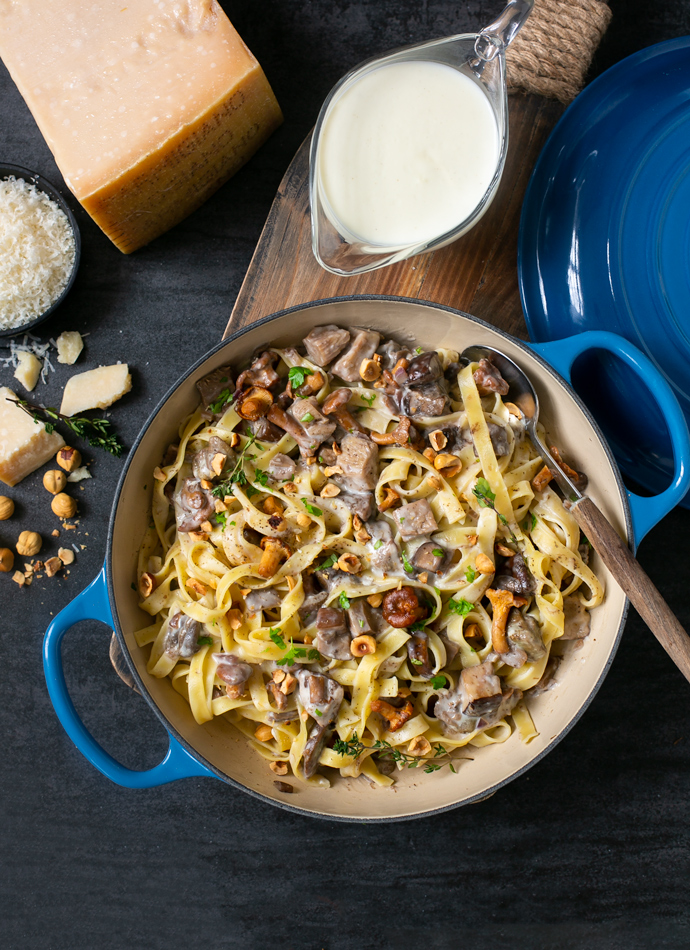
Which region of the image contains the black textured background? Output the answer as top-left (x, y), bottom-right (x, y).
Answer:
top-left (2, 3), bottom-right (690, 948)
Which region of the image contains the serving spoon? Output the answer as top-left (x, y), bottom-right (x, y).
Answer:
top-left (462, 344), bottom-right (690, 682)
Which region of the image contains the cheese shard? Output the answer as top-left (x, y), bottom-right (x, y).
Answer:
top-left (0, 1), bottom-right (283, 254)
top-left (60, 365), bottom-right (132, 418)
top-left (56, 332), bottom-right (84, 366)
top-left (14, 352), bottom-right (42, 392)
top-left (0, 387), bottom-right (65, 487)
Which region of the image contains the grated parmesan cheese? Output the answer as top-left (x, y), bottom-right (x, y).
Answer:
top-left (0, 176), bottom-right (76, 331)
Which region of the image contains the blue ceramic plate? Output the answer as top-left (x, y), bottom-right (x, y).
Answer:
top-left (518, 37), bottom-right (690, 506)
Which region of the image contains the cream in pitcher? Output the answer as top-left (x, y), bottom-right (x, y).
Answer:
top-left (317, 60), bottom-right (500, 247)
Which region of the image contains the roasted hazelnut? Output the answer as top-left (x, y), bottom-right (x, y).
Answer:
top-left (382, 586), bottom-right (426, 628)
top-left (43, 470), bottom-right (67, 495)
top-left (350, 634), bottom-right (377, 657)
top-left (56, 446), bottom-right (82, 472)
top-left (337, 553), bottom-right (361, 574)
top-left (434, 453), bottom-right (463, 477)
top-left (51, 493), bottom-right (77, 519)
top-left (269, 761), bottom-right (289, 775)
top-left (254, 724), bottom-right (274, 742)
top-left (408, 736), bottom-right (432, 757)
top-left (16, 531), bottom-right (42, 557)
top-left (367, 592), bottom-right (383, 608)
top-left (0, 548), bottom-right (14, 572)
top-left (475, 552), bottom-right (495, 574)
top-left (138, 572), bottom-right (156, 597)
top-left (0, 496), bottom-right (14, 520)
top-left (429, 430), bottom-right (447, 452)
top-left (58, 547), bottom-right (75, 566)
top-left (359, 358), bottom-right (382, 382)
top-left (45, 556), bottom-right (63, 577)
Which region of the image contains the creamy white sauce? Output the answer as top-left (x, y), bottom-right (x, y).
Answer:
top-left (318, 60), bottom-right (500, 247)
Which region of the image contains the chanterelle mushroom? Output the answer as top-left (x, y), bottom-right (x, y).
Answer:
top-left (322, 388), bottom-right (367, 435)
top-left (257, 537), bottom-right (291, 578)
top-left (485, 588), bottom-right (524, 654)
top-left (296, 670), bottom-right (344, 778)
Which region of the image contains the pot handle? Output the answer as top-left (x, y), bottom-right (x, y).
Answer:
top-left (43, 567), bottom-right (215, 788)
top-left (529, 330), bottom-right (690, 546)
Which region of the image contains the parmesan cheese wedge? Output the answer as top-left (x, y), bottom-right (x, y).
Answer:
top-left (0, 0), bottom-right (282, 253)
top-left (0, 386), bottom-right (65, 486)
top-left (60, 364), bottom-right (132, 417)
top-left (13, 352), bottom-right (42, 392)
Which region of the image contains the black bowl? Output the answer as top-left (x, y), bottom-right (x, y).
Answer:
top-left (0, 163), bottom-right (81, 338)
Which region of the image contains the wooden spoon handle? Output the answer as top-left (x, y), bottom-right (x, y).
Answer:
top-left (572, 495), bottom-right (690, 682)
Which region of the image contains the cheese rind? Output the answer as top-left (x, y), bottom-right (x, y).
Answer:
top-left (0, 387), bottom-right (65, 487)
top-left (0, 1), bottom-right (282, 253)
top-left (60, 365), bottom-right (132, 417)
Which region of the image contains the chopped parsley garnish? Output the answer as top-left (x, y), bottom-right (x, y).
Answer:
top-left (465, 565), bottom-right (477, 584)
top-left (317, 553), bottom-right (338, 570)
top-left (302, 498), bottom-right (323, 517)
top-left (197, 636), bottom-right (214, 646)
top-left (212, 434), bottom-right (257, 498)
top-left (245, 484), bottom-right (260, 498)
top-left (408, 620), bottom-right (427, 633)
top-left (208, 388), bottom-right (234, 414)
top-left (360, 392), bottom-right (376, 407)
top-left (430, 674), bottom-right (448, 689)
top-left (301, 412), bottom-right (314, 423)
top-left (339, 591), bottom-right (351, 609)
top-left (315, 709), bottom-right (323, 717)
top-left (374, 539), bottom-right (383, 550)
top-left (401, 549), bottom-right (414, 574)
top-left (230, 521), bottom-right (236, 527)
top-left (275, 637), bottom-right (321, 666)
top-left (215, 511), bottom-right (227, 528)
top-left (318, 456), bottom-right (325, 464)
top-left (432, 548), bottom-right (443, 557)
top-left (288, 366), bottom-right (314, 389)
top-left (410, 657), bottom-right (423, 666)
top-left (448, 597), bottom-right (474, 617)
top-left (415, 346), bottom-right (424, 355)
top-left (268, 628), bottom-right (286, 649)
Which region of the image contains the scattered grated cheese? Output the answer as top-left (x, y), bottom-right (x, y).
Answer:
top-left (1, 334), bottom-right (55, 386)
top-left (0, 176), bottom-right (76, 331)
top-left (67, 466), bottom-right (92, 482)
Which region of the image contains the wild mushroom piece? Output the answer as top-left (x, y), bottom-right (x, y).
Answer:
top-left (296, 670), bottom-right (345, 778)
top-left (212, 653), bottom-right (253, 687)
top-left (235, 351), bottom-right (280, 392)
top-left (561, 594), bottom-right (591, 640)
top-left (532, 465), bottom-right (553, 492)
top-left (244, 588), bottom-right (282, 615)
top-left (371, 697), bottom-right (415, 732)
top-left (505, 607), bottom-right (546, 662)
top-left (406, 351), bottom-right (444, 386)
top-left (346, 599), bottom-right (380, 638)
top-left (370, 415), bottom-right (422, 449)
top-left (315, 607), bottom-right (352, 660)
top-left (257, 538), bottom-right (291, 579)
top-left (485, 588), bottom-right (523, 654)
top-left (550, 445), bottom-right (588, 492)
top-left (322, 388), bottom-right (367, 436)
top-left (287, 397), bottom-right (337, 455)
top-left (473, 358), bottom-right (510, 396)
top-left (266, 453), bottom-right (296, 481)
top-left (403, 382), bottom-right (451, 418)
top-left (163, 612), bottom-right (202, 659)
top-left (412, 541), bottom-right (446, 574)
top-left (382, 586), bottom-right (426, 628)
top-left (196, 363), bottom-right (235, 416)
top-left (303, 325), bottom-right (351, 366)
top-left (174, 478), bottom-right (215, 533)
top-left (298, 572), bottom-right (328, 623)
top-left (494, 553), bottom-right (537, 596)
top-left (235, 386), bottom-right (273, 421)
top-left (393, 498), bottom-right (438, 540)
top-left (459, 661), bottom-right (504, 717)
top-left (192, 436), bottom-right (234, 481)
top-left (331, 329), bottom-right (382, 382)
top-left (377, 339), bottom-right (412, 370)
top-left (266, 404), bottom-right (319, 458)
top-left (407, 631), bottom-right (433, 679)
top-left (335, 433), bottom-right (379, 493)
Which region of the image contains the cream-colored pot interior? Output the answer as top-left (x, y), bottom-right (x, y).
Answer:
top-left (109, 298), bottom-right (629, 821)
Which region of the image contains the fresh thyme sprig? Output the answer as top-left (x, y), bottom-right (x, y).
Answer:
top-left (8, 396), bottom-right (124, 457)
top-left (332, 733), bottom-right (458, 774)
top-left (212, 433), bottom-right (257, 498)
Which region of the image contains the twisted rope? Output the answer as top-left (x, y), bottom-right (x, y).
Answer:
top-left (506, 0), bottom-right (612, 103)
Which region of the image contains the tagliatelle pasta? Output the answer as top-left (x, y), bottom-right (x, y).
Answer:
top-left (135, 326), bottom-right (604, 789)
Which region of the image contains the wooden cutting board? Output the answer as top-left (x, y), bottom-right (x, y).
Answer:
top-left (223, 93), bottom-right (565, 342)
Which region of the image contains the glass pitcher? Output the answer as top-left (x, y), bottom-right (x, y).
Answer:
top-left (309, 0), bottom-right (533, 276)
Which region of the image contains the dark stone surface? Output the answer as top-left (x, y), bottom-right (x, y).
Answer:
top-left (2, 2), bottom-right (690, 948)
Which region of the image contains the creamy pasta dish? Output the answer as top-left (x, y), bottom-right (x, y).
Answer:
top-left (135, 325), bottom-right (604, 789)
